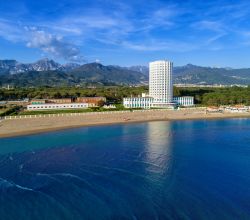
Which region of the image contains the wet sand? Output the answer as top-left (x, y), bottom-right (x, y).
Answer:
top-left (0, 109), bottom-right (249, 138)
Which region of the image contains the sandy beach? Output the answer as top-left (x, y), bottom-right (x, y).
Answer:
top-left (0, 109), bottom-right (250, 138)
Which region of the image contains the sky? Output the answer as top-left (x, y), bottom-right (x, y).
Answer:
top-left (1, 0), bottom-right (250, 67)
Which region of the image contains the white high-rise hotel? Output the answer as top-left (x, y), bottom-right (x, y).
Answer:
top-left (123, 60), bottom-right (194, 108)
top-left (149, 60), bottom-right (173, 106)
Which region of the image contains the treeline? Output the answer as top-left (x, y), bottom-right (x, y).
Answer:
top-left (201, 87), bottom-right (250, 106)
top-left (0, 86), bottom-right (148, 104)
top-left (0, 86), bottom-right (250, 106)
top-left (174, 86), bottom-right (250, 105)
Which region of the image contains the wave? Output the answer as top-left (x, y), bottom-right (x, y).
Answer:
top-left (0, 177), bottom-right (34, 191)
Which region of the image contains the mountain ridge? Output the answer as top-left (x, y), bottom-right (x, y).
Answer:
top-left (0, 58), bottom-right (80, 75)
top-left (1, 59), bottom-right (250, 86)
top-left (0, 62), bottom-right (147, 87)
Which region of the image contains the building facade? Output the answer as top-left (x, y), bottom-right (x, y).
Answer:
top-left (47, 98), bottom-right (72, 104)
top-left (30, 99), bottom-right (72, 105)
top-left (123, 97), bottom-right (154, 109)
top-left (173, 96), bottom-right (194, 107)
top-left (27, 103), bottom-right (88, 111)
top-left (123, 60), bottom-right (194, 109)
top-left (76, 97), bottom-right (106, 107)
top-left (30, 99), bottom-right (47, 105)
top-left (149, 60), bottom-right (173, 104)
top-left (123, 96), bottom-right (194, 108)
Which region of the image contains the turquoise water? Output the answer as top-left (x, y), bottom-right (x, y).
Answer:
top-left (0, 119), bottom-right (250, 219)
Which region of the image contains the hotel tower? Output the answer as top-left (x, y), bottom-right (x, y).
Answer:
top-left (149, 60), bottom-right (173, 106)
top-left (123, 60), bottom-right (194, 108)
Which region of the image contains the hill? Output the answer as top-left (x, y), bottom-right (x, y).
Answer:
top-left (1, 59), bottom-right (250, 86)
top-left (0, 58), bottom-right (80, 75)
top-left (70, 63), bottom-right (146, 85)
top-left (128, 64), bottom-right (250, 85)
top-left (0, 62), bottom-right (147, 87)
top-left (173, 64), bottom-right (250, 85)
top-left (0, 71), bottom-right (78, 87)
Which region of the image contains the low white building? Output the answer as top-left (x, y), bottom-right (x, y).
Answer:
top-left (173, 96), bottom-right (194, 107)
top-left (27, 103), bottom-right (89, 111)
top-left (123, 97), bottom-right (154, 109)
top-left (123, 96), bottom-right (194, 109)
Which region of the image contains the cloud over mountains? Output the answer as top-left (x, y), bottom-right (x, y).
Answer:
top-left (26, 27), bottom-right (84, 62)
top-left (0, 20), bottom-right (84, 62)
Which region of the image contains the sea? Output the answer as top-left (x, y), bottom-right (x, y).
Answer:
top-left (0, 119), bottom-right (250, 220)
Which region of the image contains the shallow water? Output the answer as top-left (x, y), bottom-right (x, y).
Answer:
top-left (0, 119), bottom-right (250, 219)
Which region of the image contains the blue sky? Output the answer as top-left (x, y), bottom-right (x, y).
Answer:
top-left (1, 0), bottom-right (250, 67)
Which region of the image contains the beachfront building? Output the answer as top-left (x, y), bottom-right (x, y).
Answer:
top-left (149, 60), bottom-right (173, 106)
top-left (30, 97), bottom-right (106, 107)
top-left (27, 103), bottom-right (89, 111)
top-left (123, 97), bottom-right (154, 109)
top-left (123, 60), bottom-right (194, 109)
top-left (173, 96), bottom-right (194, 107)
top-left (30, 98), bottom-right (72, 105)
top-left (76, 97), bottom-right (106, 107)
top-left (47, 98), bottom-right (73, 104)
top-left (30, 99), bottom-right (47, 105)
top-left (28, 97), bottom-right (106, 110)
top-left (123, 96), bottom-right (194, 108)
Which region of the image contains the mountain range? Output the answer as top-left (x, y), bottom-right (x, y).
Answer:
top-left (0, 58), bottom-right (80, 75)
top-left (0, 59), bottom-right (250, 86)
top-left (0, 59), bottom-right (147, 86)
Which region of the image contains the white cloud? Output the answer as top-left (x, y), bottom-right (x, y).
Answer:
top-left (0, 3), bottom-right (189, 56)
top-left (0, 19), bottom-right (25, 42)
top-left (0, 20), bottom-right (84, 62)
top-left (25, 27), bottom-right (84, 62)
top-left (191, 20), bottom-right (224, 32)
top-left (205, 33), bottom-right (226, 44)
top-left (2, 0), bottom-right (249, 59)
top-left (122, 40), bottom-right (198, 52)
top-left (237, 31), bottom-right (250, 46)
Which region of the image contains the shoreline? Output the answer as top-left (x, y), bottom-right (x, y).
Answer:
top-left (0, 110), bottom-right (250, 138)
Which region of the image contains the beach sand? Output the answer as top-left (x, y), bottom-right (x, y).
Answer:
top-left (0, 109), bottom-right (249, 138)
